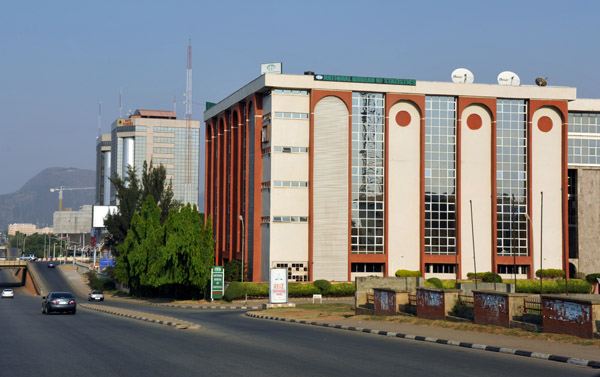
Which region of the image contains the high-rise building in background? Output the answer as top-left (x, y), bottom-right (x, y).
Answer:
top-left (95, 133), bottom-right (111, 205)
top-left (107, 109), bottom-right (200, 206)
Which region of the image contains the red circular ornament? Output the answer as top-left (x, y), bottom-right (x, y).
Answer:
top-left (538, 116), bottom-right (553, 132)
top-left (395, 111), bottom-right (411, 127)
top-left (467, 113), bottom-right (482, 130)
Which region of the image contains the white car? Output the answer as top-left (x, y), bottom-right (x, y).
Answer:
top-left (1, 289), bottom-right (14, 298)
top-left (88, 291), bottom-right (104, 301)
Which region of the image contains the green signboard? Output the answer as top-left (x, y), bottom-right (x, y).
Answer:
top-left (211, 266), bottom-right (224, 300)
top-left (314, 74), bottom-right (416, 86)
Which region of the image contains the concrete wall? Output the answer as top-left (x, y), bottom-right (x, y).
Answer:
top-left (355, 276), bottom-right (423, 307)
top-left (456, 282), bottom-right (515, 295)
top-left (575, 168), bottom-right (600, 274)
top-left (541, 294), bottom-right (600, 339)
top-left (473, 291), bottom-right (529, 328)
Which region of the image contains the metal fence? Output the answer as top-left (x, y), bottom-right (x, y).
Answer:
top-left (408, 294), bottom-right (417, 306)
top-left (458, 294), bottom-right (474, 307)
top-left (524, 297), bottom-right (541, 315)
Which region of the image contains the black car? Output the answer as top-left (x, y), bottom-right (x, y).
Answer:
top-left (47, 262), bottom-right (55, 268)
top-left (42, 292), bottom-right (76, 314)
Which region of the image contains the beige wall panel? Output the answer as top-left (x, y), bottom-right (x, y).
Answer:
top-left (271, 94), bottom-right (310, 113)
top-left (271, 154), bottom-right (309, 181)
top-left (271, 120), bottom-right (309, 147)
top-left (460, 105), bottom-right (493, 277)
top-left (313, 96), bottom-right (349, 281)
top-left (387, 101), bottom-right (421, 273)
top-left (270, 223), bottom-right (309, 262)
top-left (271, 188), bottom-right (308, 216)
top-left (531, 107), bottom-right (563, 271)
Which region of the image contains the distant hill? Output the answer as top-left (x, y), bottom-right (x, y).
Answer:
top-left (0, 167), bottom-right (95, 231)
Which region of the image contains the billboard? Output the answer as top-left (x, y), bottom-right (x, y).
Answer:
top-left (92, 205), bottom-right (118, 228)
top-left (269, 268), bottom-right (288, 304)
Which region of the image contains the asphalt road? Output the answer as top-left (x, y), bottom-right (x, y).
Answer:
top-left (0, 265), bottom-right (597, 377)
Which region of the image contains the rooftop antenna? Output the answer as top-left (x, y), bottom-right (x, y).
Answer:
top-left (119, 88), bottom-right (123, 118)
top-left (535, 77), bottom-right (548, 87)
top-left (97, 102), bottom-right (102, 140)
top-left (451, 68), bottom-right (475, 84)
top-left (184, 39), bottom-right (193, 204)
top-left (173, 95), bottom-right (177, 115)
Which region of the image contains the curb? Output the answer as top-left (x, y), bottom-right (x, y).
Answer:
top-left (245, 312), bottom-right (600, 369)
top-left (106, 297), bottom-right (261, 310)
top-left (80, 304), bottom-right (202, 330)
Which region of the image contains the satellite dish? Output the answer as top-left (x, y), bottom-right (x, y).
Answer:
top-left (497, 71), bottom-right (520, 86)
top-left (451, 68), bottom-right (475, 84)
top-left (535, 77), bottom-right (548, 87)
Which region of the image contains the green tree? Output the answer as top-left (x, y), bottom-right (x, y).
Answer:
top-left (105, 161), bottom-right (177, 255)
top-left (115, 196), bottom-right (163, 295)
top-left (154, 205), bottom-right (214, 298)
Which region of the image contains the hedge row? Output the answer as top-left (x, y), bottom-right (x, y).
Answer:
top-left (534, 269), bottom-right (566, 279)
top-left (585, 273), bottom-right (600, 284)
top-left (223, 281), bottom-right (356, 301)
top-left (516, 279), bottom-right (591, 294)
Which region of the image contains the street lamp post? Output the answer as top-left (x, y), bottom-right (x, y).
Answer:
top-left (524, 213), bottom-right (536, 293)
top-left (239, 215), bottom-right (244, 283)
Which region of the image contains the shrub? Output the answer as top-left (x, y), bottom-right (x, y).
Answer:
top-left (573, 272), bottom-right (586, 280)
top-left (313, 279), bottom-right (332, 294)
top-left (426, 277), bottom-right (443, 289)
top-left (481, 272), bottom-right (502, 283)
top-left (289, 283), bottom-right (319, 297)
top-left (328, 283), bottom-right (356, 297)
top-left (441, 280), bottom-right (457, 289)
top-left (395, 270), bottom-right (422, 277)
top-left (466, 272), bottom-right (487, 280)
top-left (85, 271), bottom-right (116, 291)
top-left (535, 269), bottom-right (566, 279)
top-left (585, 273), bottom-right (600, 284)
top-left (516, 279), bottom-right (592, 294)
top-left (223, 281), bottom-right (244, 301)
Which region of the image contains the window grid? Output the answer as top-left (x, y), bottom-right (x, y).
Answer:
top-left (273, 146), bottom-right (308, 153)
top-left (496, 99), bottom-right (528, 257)
top-left (351, 92), bottom-right (385, 254)
top-left (272, 216), bottom-right (308, 223)
top-left (568, 113), bottom-right (600, 134)
top-left (425, 96), bottom-right (456, 255)
top-left (273, 181), bottom-right (308, 187)
top-left (274, 112), bottom-right (309, 119)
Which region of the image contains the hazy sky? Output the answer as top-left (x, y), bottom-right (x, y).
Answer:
top-left (1, 0), bottom-right (599, 195)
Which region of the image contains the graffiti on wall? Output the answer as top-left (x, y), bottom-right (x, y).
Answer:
top-left (480, 293), bottom-right (507, 313)
top-left (544, 299), bottom-right (590, 324)
top-left (418, 290), bottom-right (443, 307)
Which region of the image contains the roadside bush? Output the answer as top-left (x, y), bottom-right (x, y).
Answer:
top-left (466, 272), bottom-right (486, 280)
top-left (535, 269), bottom-right (566, 279)
top-left (288, 283), bottom-right (319, 297)
top-left (426, 277), bottom-right (443, 289)
top-left (573, 272), bottom-right (586, 280)
top-left (223, 281), bottom-right (244, 301)
top-left (313, 279), bottom-right (332, 294)
top-left (585, 273), bottom-right (600, 284)
top-left (395, 270), bottom-right (422, 277)
top-left (516, 279), bottom-right (592, 294)
top-left (328, 283), bottom-right (356, 297)
top-left (481, 272), bottom-right (502, 283)
top-left (441, 280), bottom-right (457, 289)
top-left (85, 271), bottom-right (116, 291)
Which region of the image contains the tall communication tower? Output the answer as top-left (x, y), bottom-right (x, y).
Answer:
top-left (184, 39), bottom-right (193, 204)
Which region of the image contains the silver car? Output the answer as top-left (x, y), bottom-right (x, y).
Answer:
top-left (42, 292), bottom-right (76, 314)
top-left (88, 291), bottom-right (104, 301)
top-left (1, 289), bottom-right (14, 298)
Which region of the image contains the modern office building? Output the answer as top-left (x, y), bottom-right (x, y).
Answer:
top-left (107, 109), bottom-right (201, 206)
top-left (566, 99), bottom-right (600, 275)
top-left (204, 71), bottom-right (600, 283)
top-left (96, 133), bottom-right (111, 205)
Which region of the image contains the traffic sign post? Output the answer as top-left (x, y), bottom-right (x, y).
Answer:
top-left (211, 266), bottom-right (224, 301)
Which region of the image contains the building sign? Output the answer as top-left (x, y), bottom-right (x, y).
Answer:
top-left (269, 268), bottom-right (288, 304)
top-left (117, 118), bottom-right (133, 126)
top-left (314, 74), bottom-right (416, 86)
top-left (261, 62), bottom-right (282, 75)
top-left (211, 266), bottom-right (224, 300)
top-left (99, 258), bottom-right (115, 270)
